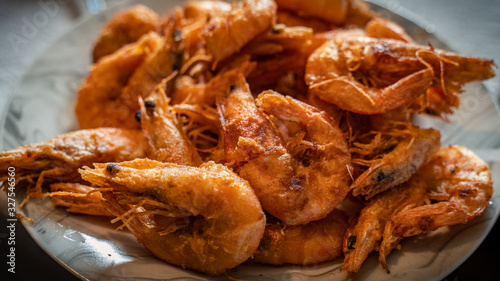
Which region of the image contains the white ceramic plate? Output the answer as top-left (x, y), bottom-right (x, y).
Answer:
top-left (1, 1), bottom-right (499, 280)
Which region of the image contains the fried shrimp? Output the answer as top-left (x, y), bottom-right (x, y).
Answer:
top-left (341, 176), bottom-right (429, 273)
top-left (342, 145), bottom-right (493, 273)
top-left (306, 36), bottom-right (495, 115)
top-left (75, 32), bottom-right (162, 129)
top-left (306, 36), bottom-right (434, 115)
top-left (92, 5), bottom-right (160, 62)
top-left (80, 159), bottom-right (266, 276)
top-left (256, 92), bottom-right (352, 224)
top-left (388, 146), bottom-right (493, 238)
top-left (252, 210), bottom-right (348, 265)
top-left (0, 128), bottom-right (148, 200)
top-left (201, 0), bottom-right (277, 61)
top-left (379, 146), bottom-right (493, 271)
top-left (350, 122), bottom-right (441, 198)
top-left (218, 74), bottom-right (351, 225)
top-left (139, 77), bottom-right (203, 166)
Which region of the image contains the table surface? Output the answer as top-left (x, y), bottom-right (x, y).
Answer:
top-left (1, 0), bottom-right (499, 280)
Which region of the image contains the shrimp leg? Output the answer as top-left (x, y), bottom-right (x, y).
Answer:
top-left (49, 183), bottom-right (111, 216)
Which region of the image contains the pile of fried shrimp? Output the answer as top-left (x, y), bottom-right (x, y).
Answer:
top-left (0, 0), bottom-right (496, 277)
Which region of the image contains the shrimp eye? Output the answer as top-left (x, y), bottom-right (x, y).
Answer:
top-left (144, 99), bottom-right (156, 109)
top-left (347, 235), bottom-right (357, 250)
top-left (106, 163), bottom-right (120, 175)
top-left (272, 24), bottom-right (285, 34)
top-left (173, 52), bottom-right (183, 71)
top-left (375, 171), bottom-right (386, 182)
top-left (229, 84), bottom-right (238, 91)
top-left (135, 110), bottom-right (141, 123)
top-left (173, 29), bottom-right (182, 43)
